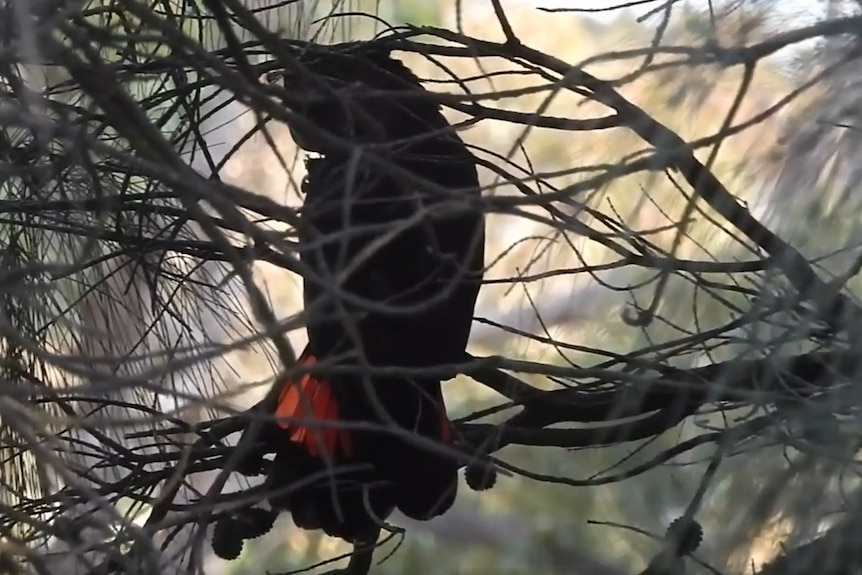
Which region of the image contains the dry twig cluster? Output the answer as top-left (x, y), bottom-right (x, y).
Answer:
top-left (2, 1), bottom-right (862, 574)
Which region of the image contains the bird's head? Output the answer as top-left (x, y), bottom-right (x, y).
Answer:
top-left (277, 43), bottom-right (446, 156)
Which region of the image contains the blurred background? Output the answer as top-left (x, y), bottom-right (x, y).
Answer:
top-left (4, 1), bottom-right (862, 574)
top-left (197, 1), bottom-right (862, 574)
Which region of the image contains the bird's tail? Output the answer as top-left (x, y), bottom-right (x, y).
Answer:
top-left (273, 347), bottom-right (354, 460)
top-left (273, 347), bottom-right (454, 460)
top-left (264, 346), bottom-right (459, 539)
top-left (264, 347), bottom-right (384, 541)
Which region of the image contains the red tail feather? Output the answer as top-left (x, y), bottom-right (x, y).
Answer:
top-left (275, 350), bottom-right (354, 458)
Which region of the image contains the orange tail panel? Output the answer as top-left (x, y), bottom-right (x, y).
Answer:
top-left (275, 351), bottom-right (353, 458)
top-left (439, 415), bottom-right (452, 443)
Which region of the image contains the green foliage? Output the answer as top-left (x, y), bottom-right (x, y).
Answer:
top-left (387, 0), bottom-right (442, 26)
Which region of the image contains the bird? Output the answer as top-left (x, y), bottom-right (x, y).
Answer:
top-left (244, 43), bottom-right (485, 545)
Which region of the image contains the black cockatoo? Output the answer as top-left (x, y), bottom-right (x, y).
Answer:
top-left (241, 43), bottom-right (485, 548)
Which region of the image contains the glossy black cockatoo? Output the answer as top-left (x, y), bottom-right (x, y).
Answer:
top-left (243, 43), bottom-right (485, 546)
